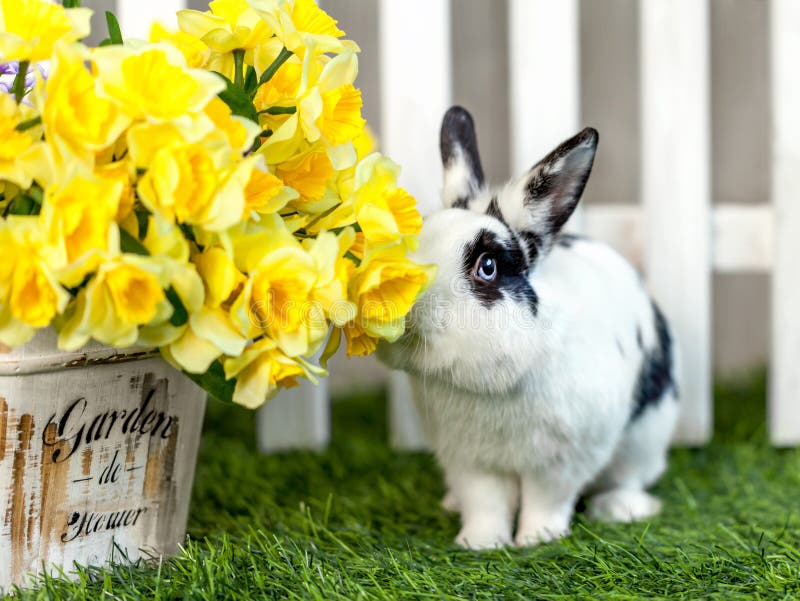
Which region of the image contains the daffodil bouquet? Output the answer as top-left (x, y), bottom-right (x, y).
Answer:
top-left (0, 0), bottom-right (434, 408)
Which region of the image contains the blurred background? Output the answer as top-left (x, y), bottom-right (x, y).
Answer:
top-left (82, 0), bottom-right (770, 394)
top-left (326, 0), bottom-right (771, 393)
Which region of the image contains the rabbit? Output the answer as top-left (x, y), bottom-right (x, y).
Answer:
top-left (378, 106), bottom-right (680, 549)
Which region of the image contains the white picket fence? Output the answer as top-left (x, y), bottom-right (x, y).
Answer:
top-left (115, 0), bottom-right (800, 449)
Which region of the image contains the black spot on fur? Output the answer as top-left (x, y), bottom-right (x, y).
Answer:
top-left (461, 228), bottom-right (538, 315)
top-left (636, 326), bottom-right (644, 350)
top-left (440, 106), bottom-right (485, 189)
top-left (630, 302), bottom-right (675, 421)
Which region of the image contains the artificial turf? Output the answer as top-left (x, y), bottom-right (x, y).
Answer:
top-left (5, 371), bottom-right (800, 600)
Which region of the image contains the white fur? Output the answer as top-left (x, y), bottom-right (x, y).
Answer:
top-left (381, 178), bottom-right (679, 549)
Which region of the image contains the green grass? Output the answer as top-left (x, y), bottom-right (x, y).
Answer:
top-left (7, 372), bottom-right (800, 600)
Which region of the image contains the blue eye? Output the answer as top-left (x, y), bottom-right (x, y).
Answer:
top-left (474, 253), bottom-right (497, 282)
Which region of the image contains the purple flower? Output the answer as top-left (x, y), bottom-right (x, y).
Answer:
top-left (0, 61), bottom-right (47, 104)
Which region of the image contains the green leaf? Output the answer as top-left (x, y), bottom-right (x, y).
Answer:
top-left (259, 47), bottom-right (292, 87)
top-left (258, 106), bottom-right (296, 116)
top-left (62, 0), bottom-right (81, 7)
top-left (15, 116), bottom-right (41, 132)
top-left (105, 11), bottom-right (123, 45)
top-left (165, 287), bottom-right (188, 327)
top-left (244, 66), bottom-right (258, 97)
top-left (119, 228), bottom-right (149, 256)
top-left (134, 208), bottom-right (150, 240)
top-left (213, 72), bottom-right (259, 124)
top-left (185, 360), bottom-right (236, 404)
top-left (7, 195), bottom-right (38, 216)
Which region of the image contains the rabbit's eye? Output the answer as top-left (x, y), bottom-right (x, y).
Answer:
top-left (474, 253), bottom-right (498, 282)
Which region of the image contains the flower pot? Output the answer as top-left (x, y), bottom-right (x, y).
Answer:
top-left (0, 329), bottom-right (206, 589)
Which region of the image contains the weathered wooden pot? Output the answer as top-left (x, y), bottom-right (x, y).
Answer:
top-left (0, 329), bottom-right (206, 589)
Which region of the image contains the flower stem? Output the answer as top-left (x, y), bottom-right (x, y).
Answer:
top-left (258, 47), bottom-right (292, 87)
top-left (233, 49), bottom-right (245, 89)
top-left (12, 61), bottom-right (29, 103)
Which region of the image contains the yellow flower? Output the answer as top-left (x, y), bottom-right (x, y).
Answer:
top-left (348, 244), bottom-right (435, 342)
top-left (137, 139), bottom-right (257, 231)
top-left (58, 255), bottom-right (170, 350)
top-left (243, 166), bottom-right (296, 217)
top-left (177, 0), bottom-right (273, 53)
top-left (226, 215), bottom-right (327, 356)
top-left (263, 50), bottom-right (359, 170)
top-left (167, 306), bottom-right (247, 373)
top-left (352, 153), bottom-right (423, 247)
top-left (0, 0), bottom-right (91, 62)
top-left (238, 245), bottom-right (325, 355)
top-left (204, 96), bottom-right (260, 154)
top-left (0, 94), bottom-right (41, 188)
top-left (142, 215), bottom-right (191, 263)
top-left (43, 42), bottom-right (130, 165)
top-left (92, 44), bottom-right (224, 123)
top-left (253, 0), bottom-right (353, 58)
top-left (223, 337), bottom-right (311, 409)
top-left (40, 174), bottom-right (121, 286)
top-left (149, 22), bottom-right (211, 68)
top-left (343, 321), bottom-right (376, 357)
top-left (317, 84), bottom-right (364, 146)
top-left (304, 229), bottom-right (356, 326)
top-left (0, 217), bottom-right (69, 346)
top-left (95, 161), bottom-right (135, 222)
top-left (253, 50), bottom-right (303, 109)
top-left (195, 246), bottom-right (245, 309)
top-left (297, 52), bottom-right (361, 143)
top-left (275, 145), bottom-right (333, 203)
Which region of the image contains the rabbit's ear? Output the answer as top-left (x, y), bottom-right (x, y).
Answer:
top-left (516, 128), bottom-right (598, 246)
top-left (440, 106), bottom-right (485, 209)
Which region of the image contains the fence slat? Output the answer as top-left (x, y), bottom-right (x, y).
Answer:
top-left (117, 0), bottom-right (186, 39)
top-left (257, 378), bottom-right (330, 452)
top-left (769, 0), bottom-right (800, 445)
top-left (640, 0), bottom-right (712, 445)
top-left (584, 204), bottom-right (773, 274)
top-left (508, 0), bottom-right (580, 178)
top-left (379, 0), bottom-right (451, 449)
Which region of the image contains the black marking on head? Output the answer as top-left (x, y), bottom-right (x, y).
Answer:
top-left (636, 326), bottom-right (643, 350)
top-left (486, 196), bottom-right (505, 225)
top-left (517, 230), bottom-right (542, 266)
top-left (441, 106), bottom-right (485, 186)
top-left (630, 302), bottom-right (676, 422)
top-left (461, 228), bottom-right (538, 315)
top-left (556, 233), bottom-right (585, 249)
top-left (452, 196), bottom-right (469, 209)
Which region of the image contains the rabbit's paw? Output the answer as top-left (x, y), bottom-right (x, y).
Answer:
top-left (587, 489), bottom-right (662, 523)
top-left (514, 515), bottom-right (570, 547)
top-left (455, 517), bottom-right (511, 550)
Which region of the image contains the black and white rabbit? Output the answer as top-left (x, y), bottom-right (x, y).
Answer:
top-left (380, 106), bottom-right (679, 549)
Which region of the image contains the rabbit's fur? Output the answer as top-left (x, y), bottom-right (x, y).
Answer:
top-left (379, 107), bottom-right (679, 549)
